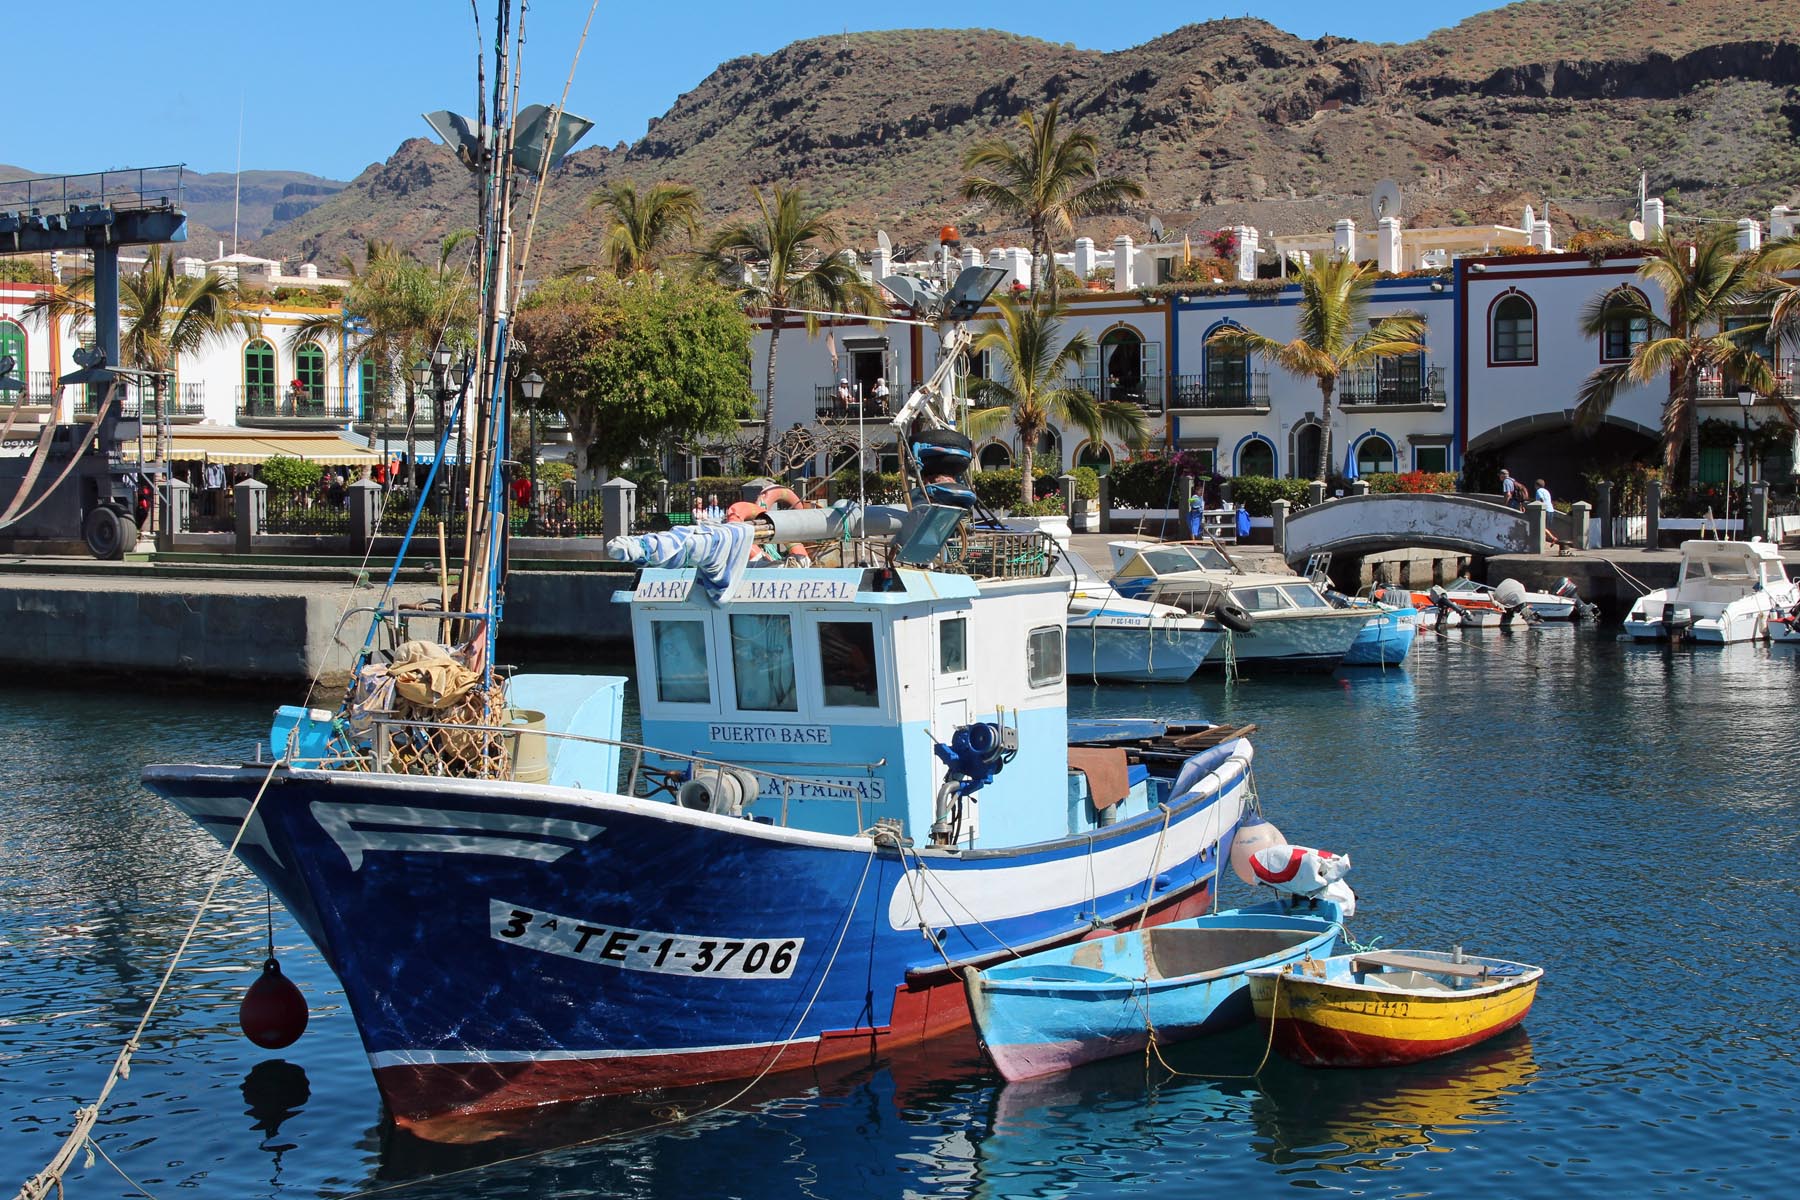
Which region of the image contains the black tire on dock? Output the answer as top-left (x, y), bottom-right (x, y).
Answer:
top-left (84, 507), bottom-right (135, 560)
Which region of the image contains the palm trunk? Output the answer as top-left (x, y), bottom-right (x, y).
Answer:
top-left (1020, 426), bottom-right (1037, 509)
top-left (1038, 224), bottom-right (1056, 307)
top-left (1683, 359), bottom-right (1701, 494)
top-left (1317, 377), bottom-right (1335, 481)
top-left (764, 317), bottom-right (782, 473)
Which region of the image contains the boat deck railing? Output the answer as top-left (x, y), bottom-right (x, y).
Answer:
top-left (350, 716), bottom-right (887, 830)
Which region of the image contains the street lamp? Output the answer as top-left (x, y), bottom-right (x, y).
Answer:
top-left (520, 371), bottom-right (545, 533)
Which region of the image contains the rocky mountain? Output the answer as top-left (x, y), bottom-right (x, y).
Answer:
top-left (253, 0), bottom-right (1800, 273)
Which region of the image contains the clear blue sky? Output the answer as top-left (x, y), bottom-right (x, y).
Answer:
top-left (13, 1), bottom-right (1503, 181)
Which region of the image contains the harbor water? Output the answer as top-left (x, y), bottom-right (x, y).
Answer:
top-left (3, 629), bottom-right (1797, 1198)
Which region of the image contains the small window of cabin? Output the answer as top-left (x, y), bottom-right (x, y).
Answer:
top-left (730, 614), bottom-right (798, 711)
top-left (940, 617), bottom-right (967, 673)
top-left (1027, 625), bottom-right (1063, 688)
top-left (818, 621), bottom-right (880, 708)
top-left (652, 620), bottom-right (710, 704)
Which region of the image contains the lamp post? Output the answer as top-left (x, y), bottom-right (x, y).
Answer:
top-left (1738, 389), bottom-right (1755, 533)
top-left (520, 370), bottom-right (545, 533)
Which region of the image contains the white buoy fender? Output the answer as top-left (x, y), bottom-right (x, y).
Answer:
top-left (1230, 818), bottom-right (1286, 886)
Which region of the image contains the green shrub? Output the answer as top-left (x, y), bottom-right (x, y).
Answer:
top-left (536, 460), bottom-right (575, 487)
top-left (1230, 475), bottom-right (1311, 516)
top-left (260, 455), bottom-right (322, 493)
top-left (973, 468), bottom-right (1024, 510)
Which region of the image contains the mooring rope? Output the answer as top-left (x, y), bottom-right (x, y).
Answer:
top-left (13, 755), bottom-right (284, 1200)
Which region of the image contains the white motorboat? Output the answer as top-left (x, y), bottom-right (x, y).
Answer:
top-left (1623, 540), bottom-right (1798, 643)
top-left (1150, 574), bottom-right (1374, 672)
top-left (1033, 527), bottom-right (1221, 682)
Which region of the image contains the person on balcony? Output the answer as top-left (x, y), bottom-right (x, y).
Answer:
top-left (835, 378), bottom-right (854, 417)
top-left (870, 377), bottom-right (890, 415)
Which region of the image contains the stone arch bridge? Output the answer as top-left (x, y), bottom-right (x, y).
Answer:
top-left (1278, 493), bottom-right (1536, 567)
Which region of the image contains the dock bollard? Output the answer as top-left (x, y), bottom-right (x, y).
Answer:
top-left (1525, 501), bottom-right (1548, 554)
top-left (234, 478), bottom-right (267, 556)
top-left (1568, 501), bottom-right (1591, 550)
top-left (1271, 499), bottom-right (1289, 554)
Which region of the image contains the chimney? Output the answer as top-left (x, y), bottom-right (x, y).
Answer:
top-left (1642, 198), bottom-right (1665, 240)
top-left (1001, 247), bottom-right (1034, 290)
top-left (1073, 237), bottom-right (1096, 283)
top-left (1333, 219), bottom-right (1356, 260)
top-left (871, 243), bottom-right (891, 283)
top-left (1530, 218), bottom-right (1553, 252)
top-left (1737, 218), bottom-right (1763, 254)
top-left (1113, 235), bottom-right (1135, 291)
top-left (962, 245), bottom-right (983, 272)
top-left (1376, 217), bottom-right (1403, 273)
top-left (1235, 224), bottom-right (1259, 281)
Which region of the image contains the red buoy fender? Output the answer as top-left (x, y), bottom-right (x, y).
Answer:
top-left (758, 486), bottom-right (805, 510)
top-left (724, 501), bottom-right (764, 523)
top-left (240, 958), bottom-right (308, 1050)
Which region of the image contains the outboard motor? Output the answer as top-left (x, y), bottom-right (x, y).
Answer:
top-left (1492, 578), bottom-right (1536, 628)
top-left (1662, 602), bottom-right (1693, 642)
top-left (1555, 576), bottom-right (1601, 622)
top-left (909, 428), bottom-right (977, 509)
top-left (1426, 584), bottom-right (1458, 631)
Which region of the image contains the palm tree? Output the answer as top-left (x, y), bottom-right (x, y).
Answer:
top-left (703, 184), bottom-right (882, 464)
top-left (1206, 257), bottom-right (1426, 481)
top-left (967, 296), bottom-right (1148, 508)
top-left (1753, 233), bottom-right (1800, 365)
top-left (960, 100), bottom-right (1144, 305)
top-left (1576, 227), bottom-right (1771, 488)
top-left (288, 234), bottom-right (477, 439)
top-left (26, 245), bottom-right (257, 418)
top-left (591, 180), bottom-right (701, 276)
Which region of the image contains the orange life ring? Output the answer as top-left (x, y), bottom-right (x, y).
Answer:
top-left (725, 501), bottom-right (764, 522)
top-left (758, 486), bottom-right (805, 510)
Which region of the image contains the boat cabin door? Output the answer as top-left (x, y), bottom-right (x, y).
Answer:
top-left (929, 611), bottom-right (977, 843)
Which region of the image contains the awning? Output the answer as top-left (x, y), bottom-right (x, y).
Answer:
top-left (340, 431), bottom-right (465, 464)
top-left (145, 428), bottom-right (383, 465)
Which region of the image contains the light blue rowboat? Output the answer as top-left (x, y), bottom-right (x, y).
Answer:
top-left (964, 898), bottom-right (1345, 1082)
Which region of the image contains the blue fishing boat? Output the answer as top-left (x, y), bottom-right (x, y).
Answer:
top-left (965, 898), bottom-right (1345, 1081)
top-left (137, 78), bottom-right (1269, 1123)
top-left (1338, 601), bottom-right (1418, 666)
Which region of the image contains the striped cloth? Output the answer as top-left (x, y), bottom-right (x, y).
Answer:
top-left (607, 521), bottom-right (756, 602)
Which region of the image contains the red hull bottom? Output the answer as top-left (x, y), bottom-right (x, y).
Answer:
top-left (376, 886), bottom-right (1215, 1128)
top-left (1269, 1009), bottom-right (1532, 1069)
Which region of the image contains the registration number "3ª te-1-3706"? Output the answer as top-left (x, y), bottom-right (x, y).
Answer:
top-left (489, 899), bottom-right (804, 980)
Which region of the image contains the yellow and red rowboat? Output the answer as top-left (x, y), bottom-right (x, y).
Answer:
top-left (1248, 948), bottom-right (1542, 1068)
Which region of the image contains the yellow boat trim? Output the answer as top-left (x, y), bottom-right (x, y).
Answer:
top-left (1254, 977), bottom-right (1539, 1042)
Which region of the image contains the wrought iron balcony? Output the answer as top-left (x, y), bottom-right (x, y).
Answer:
top-left (1, 371), bottom-right (59, 407)
top-left (1337, 363), bottom-right (1446, 408)
top-left (237, 384), bottom-right (361, 424)
top-left (1697, 368), bottom-right (1797, 401)
top-left (1062, 374), bottom-right (1165, 415)
top-left (815, 382), bottom-right (897, 421)
top-left (1170, 372), bottom-right (1271, 410)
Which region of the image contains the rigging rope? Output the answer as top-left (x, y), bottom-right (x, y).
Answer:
top-left (0, 380), bottom-right (116, 531)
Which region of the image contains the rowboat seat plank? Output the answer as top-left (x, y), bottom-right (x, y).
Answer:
top-left (1352, 951), bottom-right (1490, 978)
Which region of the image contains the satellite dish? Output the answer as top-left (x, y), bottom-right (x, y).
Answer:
top-left (1370, 180), bottom-right (1403, 223)
top-left (1148, 216), bottom-right (1165, 240)
top-left (876, 229), bottom-right (892, 254)
top-left (1628, 219), bottom-right (1647, 241)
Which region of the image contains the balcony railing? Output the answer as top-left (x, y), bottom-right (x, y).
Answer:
top-left (1338, 363), bottom-right (1447, 408)
top-left (1171, 372), bottom-right (1270, 410)
top-left (237, 385), bottom-right (361, 423)
top-left (1698, 368), bottom-right (1797, 401)
top-left (1065, 375), bottom-right (1165, 415)
top-left (1, 371), bottom-right (59, 406)
top-left (359, 396), bottom-right (449, 429)
top-left (815, 382), bottom-right (897, 421)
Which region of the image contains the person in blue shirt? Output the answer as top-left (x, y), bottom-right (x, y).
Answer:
top-left (1187, 492), bottom-right (1205, 539)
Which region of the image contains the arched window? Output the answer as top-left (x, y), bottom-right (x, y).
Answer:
top-left (1100, 327), bottom-right (1143, 403)
top-left (978, 443), bottom-right (1012, 470)
top-left (1355, 435), bottom-right (1397, 476)
top-left (243, 339), bottom-right (277, 408)
top-left (1491, 292), bottom-right (1536, 364)
top-left (1076, 442), bottom-right (1113, 476)
top-left (294, 342), bottom-right (326, 397)
top-left (1237, 437), bottom-right (1276, 478)
top-left (1292, 422), bottom-right (1322, 479)
top-left (1205, 320), bottom-right (1249, 406)
top-left (1600, 287), bottom-right (1650, 363)
top-left (0, 320), bottom-right (26, 394)
top-left (1035, 427), bottom-right (1061, 467)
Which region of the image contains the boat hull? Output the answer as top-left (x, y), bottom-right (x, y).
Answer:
top-left (144, 753), bottom-right (1247, 1123)
top-left (1249, 958), bottom-right (1540, 1068)
top-left (966, 904), bottom-right (1343, 1082)
top-left (1204, 611), bottom-right (1370, 673)
top-left (1340, 607), bottom-right (1417, 666)
top-left (1065, 619), bottom-right (1218, 682)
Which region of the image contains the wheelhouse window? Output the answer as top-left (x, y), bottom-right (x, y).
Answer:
top-left (730, 614), bottom-right (798, 711)
top-left (1231, 586), bottom-right (1291, 613)
top-left (1278, 584), bottom-right (1332, 610)
top-left (818, 621), bottom-right (880, 708)
top-left (1492, 293), bottom-right (1536, 364)
top-left (1027, 625), bottom-right (1063, 688)
top-left (652, 620), bottom-right (710, 704)
top-left (939, 617), bottom-right (967, 674)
